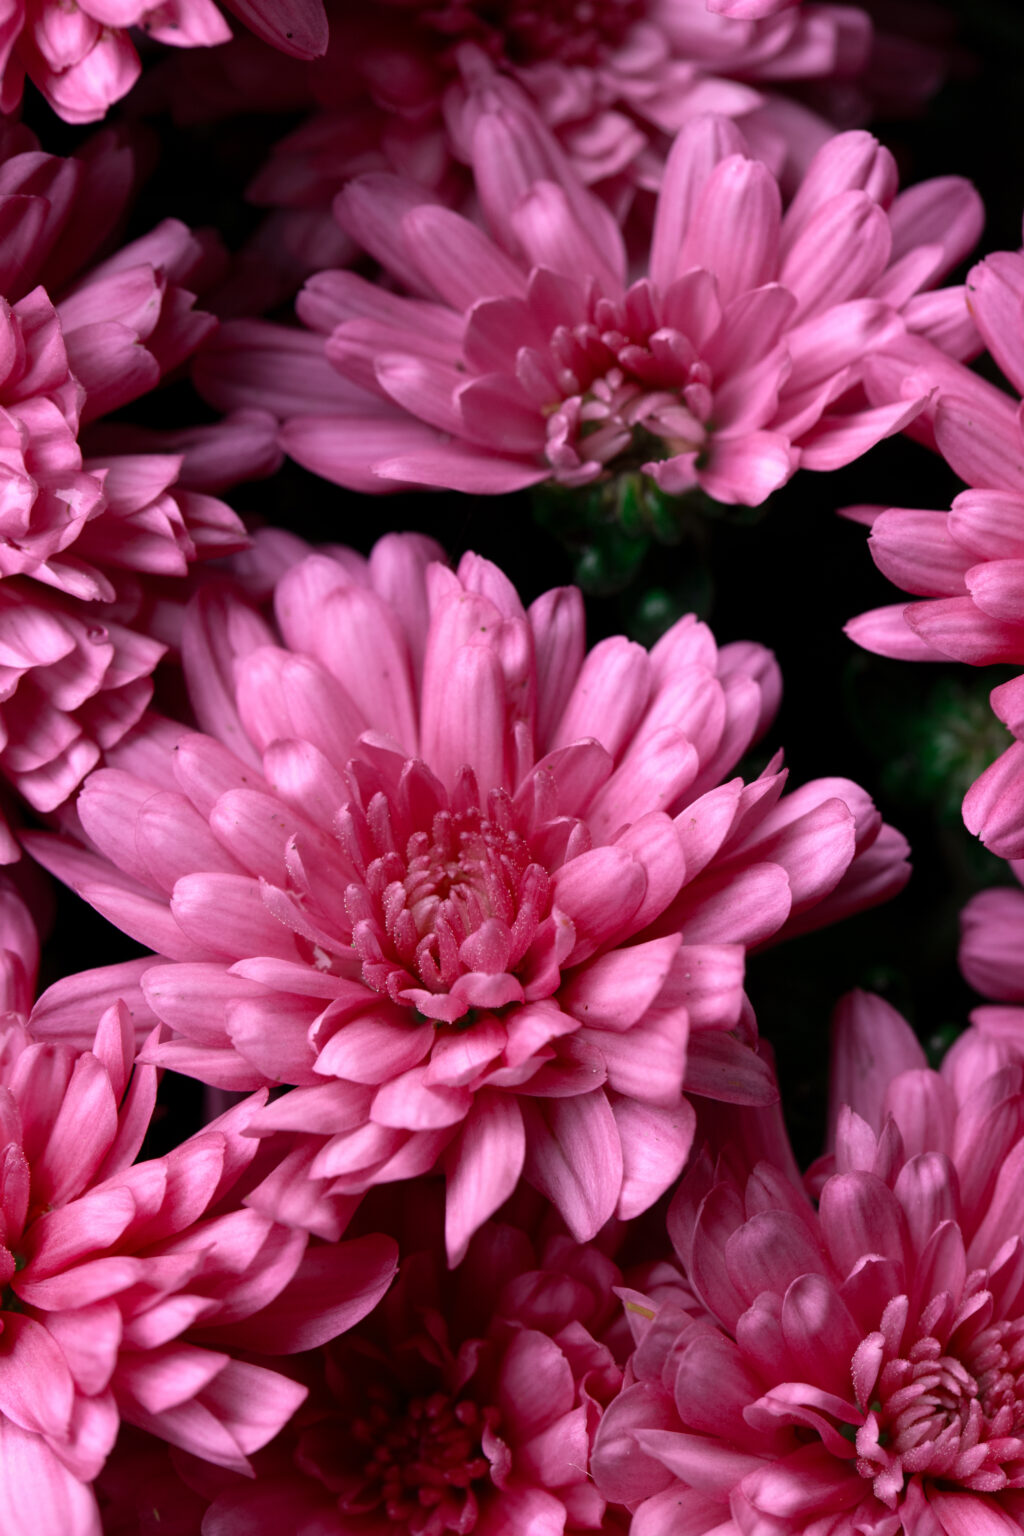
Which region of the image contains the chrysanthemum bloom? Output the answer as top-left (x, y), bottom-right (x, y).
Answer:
top-left (847, 234), bottom-right (1024, 858)
top-left (168, 1207), bottom-right (627, 1534)
top-left (0, 0), bottom-right (328, 124)
top-left (591, 988), bottom-right (1024, 1534)
top-left (0, 982), bottom-right (398, 1534)
top-left (0, 135), bottom-right (288, 838)
top-left (29, 533), bottom-right (908, 1263)
top-left (197, 105), bottom-right (981, 505)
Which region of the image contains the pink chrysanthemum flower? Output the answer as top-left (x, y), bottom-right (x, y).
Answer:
top-left (170, 1206), bottom-right (627, 1534)
top-left (196, 106), bottom-right (981, 505)
top-left (0, 885), bottom-right (398, 1533)
top-left (848, 233), bottom-right (1024, 858)
top-left (0, 0), bottom-right (328, 124)
top-left (592, 989), bottom-right (1024, 1534)
top-left (0, 135), bottom-right (288, 838)
top-left (28, 533), bottom-right (908, 1263)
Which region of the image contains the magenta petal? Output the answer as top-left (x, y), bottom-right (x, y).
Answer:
top-left (964, 742), bottom-right (1024, 858)
top-left (845, 604), bottom-right (951, 661)
top-left (0, 1312), bottom-right (74, 1438)
top-left (445, 1093), bottom-right (526, 1266)
top-left (591, 1381), bottom-right (679, 1503)
top-left (497, 1327), bottom-right (574, 1439)
top-left (613, 1098), bottom-right (695, 1220)
top-left (0, 1418), bottom-right (100, 1535)
top-left (559, 935), bottom-right (681, 1031)
top-left (314, 1013), bottom-right (434, 1085)
top-left (636, 1427), bottom-right (765, 1491)
top-left (740, 1441), bottom-right (861, 1516)
top-left (683, 1031), bottom-right (779, 1105)
top-left (522, 1090), bottom-right (623, 1241)
top-left (551, 846), bottom-right (646, 964)
top-left (376, 441), bottom-right (548, 494)
top-left (927, 1492), bottom-right (1024, 1535)
top-left (828, 990), bottom-right (925, 1139)
top-left (202, 1234), bottom-right (397, 1354)
top-left (370, 1067), bottom-right (472, 1130)
top-left (220, 0), bottom-right (327, 56)
top-left (171, 873), bottom-right (301, 962)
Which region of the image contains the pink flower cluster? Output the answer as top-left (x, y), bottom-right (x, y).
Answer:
top-left (0, 2), bottom-right (1013, 1529)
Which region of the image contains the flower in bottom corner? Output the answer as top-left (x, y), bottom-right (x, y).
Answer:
top-left (171, 1196), bottom-right (629, 1535)
top-left (0, 991), bottom-right (397, 1535)
top-left (591, 990), bottom-right (1024, 1535)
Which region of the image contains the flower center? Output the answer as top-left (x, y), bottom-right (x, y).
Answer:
top-left (349, 1387), bottom-right (499, 1535)
top-left (539, 289), bottom-right (713, 485)
top-left (855, 1315), bottom-right (1024, 1503)
top-left (339, 768), bottom-right (554, 1021)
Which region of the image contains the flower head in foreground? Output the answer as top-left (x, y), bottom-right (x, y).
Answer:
top-left (30, 533), bottom-right (908, 1263)
top-left (593, 989), bottom-right (1024, 1534)
top-left (174, 1201), bottom-right (627, 1534)
top-left (0, 0), bottom-right (328, 124)
top-left (196, 105), bottom-right (981, 505)
top-left (848, 230), bottom-right (1024, 859)
top-left (0, 880), bottom-right (398, 1534)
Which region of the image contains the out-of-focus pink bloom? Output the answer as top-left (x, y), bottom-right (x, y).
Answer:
top-left (200, 0), bottom-right (949, 311)
top-left (198, 107), bottom-right (980, 505)
top-left (242, 0), bottom-right (874, 208)
top-left (28, 534), bottom-right (907, 1263)
top-left (0, 136), bottom-right (273, 836)
top-left (960, 862), bottom-right (1024, 1004)
top-left (0, 0), bottom-right (328, 125)
top-left (95, 1427), bottom-right (207, 1535)
top-left (0, 975), bottom-right (397, 1534)
top-left (175, 1208), bottom-right (626, 1533)
top-left (592, 987), bottom-right (1024, 1534)
top-left (848, 234), bottom-right (1024, 857)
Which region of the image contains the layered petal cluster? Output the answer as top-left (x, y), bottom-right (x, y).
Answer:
top-left (0, 135), bottom-right (266, 831)
top-left (0, 0), bottom-right (328, 124)
top-left (592, 989), bottom-right (1024, 1534)
top-left (29, 534), bottom-right (908, 1263)
top-left (197, 106), bottom-right (981, 505)
top-left (179, 1209), bottom-right (626, 1534)
top-left (0, 989), bottom-right (398, 1535)
top-left (848, 237), bottom-right (1024, 857)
